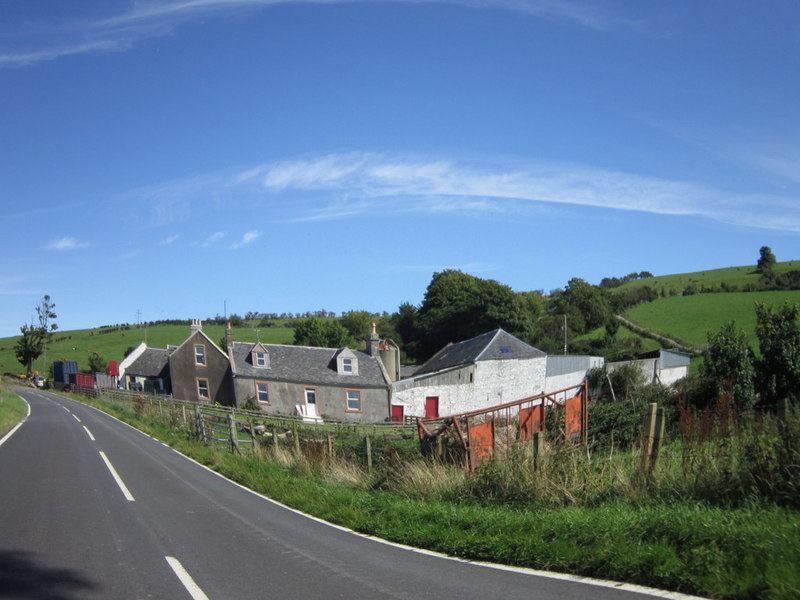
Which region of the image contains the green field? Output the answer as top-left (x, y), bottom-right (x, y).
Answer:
top-left (0, 322), bottom-right (294, 377)
top-left (624, 290), bottom-right (800, 350)
top-left (616, 261), bottom-right (800, 295)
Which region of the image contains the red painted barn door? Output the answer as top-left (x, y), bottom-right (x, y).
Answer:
top-left (425, 396), bottom-right (439, 419)
top-left (391, 405), bottom-right (405, 423)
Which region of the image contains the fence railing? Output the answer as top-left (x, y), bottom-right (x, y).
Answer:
top-left (94, 388), bottom-right (419, 467)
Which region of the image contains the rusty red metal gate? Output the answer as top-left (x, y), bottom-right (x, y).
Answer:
top-left (416, 382), bottom-right (588, 470)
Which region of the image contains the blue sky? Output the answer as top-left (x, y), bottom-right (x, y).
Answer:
top-left (2, 0), bottom-right (799, 337)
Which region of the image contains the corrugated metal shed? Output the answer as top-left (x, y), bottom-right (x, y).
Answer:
top-left (546, 355), bottom-right (604, 377)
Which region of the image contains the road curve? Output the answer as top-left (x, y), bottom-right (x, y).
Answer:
top-left (0, 387), bottom-right (702, 600)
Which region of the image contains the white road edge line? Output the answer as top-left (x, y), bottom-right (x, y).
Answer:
top-left (75, 398), bottom-right (707, 600)
top-left (98, 451), bottom-right (135, 501)
top-left (165, 556), bottom-right (211, 600)
top-left (83, 426), bottom-right (96, 441)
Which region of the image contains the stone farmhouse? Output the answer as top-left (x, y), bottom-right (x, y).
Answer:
top-left (117, 342), bottom-right (171, 394)
top-left (227, 327), bottom-right (393, 422)
top-left (118, 321), bottom-right (688, 424)
top-left (390, 329), bottom-right (548, 420)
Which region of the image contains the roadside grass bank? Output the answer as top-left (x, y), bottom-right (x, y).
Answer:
top-left (70, 393), bottom-right (800, 600)
top-left (0, 385), bottom-right (27, 436)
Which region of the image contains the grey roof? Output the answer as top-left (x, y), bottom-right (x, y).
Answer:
top-left (229, 342), bottom-right (389, 389)
top-left (414, 329), bottom-right (546, 376)
top-left (126, 348), bottom-right (170, 377)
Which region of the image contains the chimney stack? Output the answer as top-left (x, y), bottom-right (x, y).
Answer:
top-left (190, 319), bottom-right (203, 335)
top-left (366, 322), bottom-right (380, 357)
top-left (225, 322), bottom-right (234, 353)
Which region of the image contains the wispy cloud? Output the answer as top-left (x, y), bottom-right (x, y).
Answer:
top-left (252, 152), bottom-right (800, 232)
top-left (126, 152), bottom-right (800, 233)
top-left (46, 237), bottom-right (91, 251)
top-left (162, 234), bottom-right (181, 245)
top-left (199, 231), bottom-right (226, 247)
top-left (230, 230), bottom-right (262, 249)
top-left (0, 0), bottom-right (639, 69)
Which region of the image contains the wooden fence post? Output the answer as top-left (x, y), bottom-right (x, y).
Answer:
top-left (293, 425), bottom-right (301, 456)
top-left (642, 402), bottom-right (665, 473)
top-left (532, 432), bottom-right (544, 471)
top-left (228, 413), bottom-right (240, 454)
top-left (272, 425), bottom-right (279, 453)
top-left (365, 436), bottom-right (373, 474)
top-left (327, 433), bottom-right (334, 459)
top-left (194, 404), bottom-right (204, 442)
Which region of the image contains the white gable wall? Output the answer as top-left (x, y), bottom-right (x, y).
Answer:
top-left (392, 356), bottom-right (546, 417)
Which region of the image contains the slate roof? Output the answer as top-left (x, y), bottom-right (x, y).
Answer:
top-left (414, 329), bottom-right (546, 376)
top-left (229, 342), bottom-right (389, 389)
top-left (126, 348), bottom-right (170, 377)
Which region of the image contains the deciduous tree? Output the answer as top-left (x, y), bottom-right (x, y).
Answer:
top-left (702, 321), bottom-right (756, 409)
top-left (293, 316), bottom-right (353, 348)
top-left (15, 295), bottom-right (57, 376)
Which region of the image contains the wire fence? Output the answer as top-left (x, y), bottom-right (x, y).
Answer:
top-left (94, 387), bottom-right (420, 470)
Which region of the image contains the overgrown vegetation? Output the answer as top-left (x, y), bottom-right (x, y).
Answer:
top-left (67, 389), bottom-right (800, 599)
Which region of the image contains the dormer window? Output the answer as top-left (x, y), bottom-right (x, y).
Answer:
top-left (251, 344), bottom-right (270, 368)
top-left (336, 349), bottom-right (359, 375)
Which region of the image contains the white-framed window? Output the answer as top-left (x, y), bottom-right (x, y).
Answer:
top-left (254, 351), bottom-right (267, 367)
top-left (346, 389), bottom-right (361, 412)
top-left (194, 344), bottom-right (206, 366)
top-left (336, 350), bottom-right (359, 375)
top-left (255, 381), bottom-right (269, 404)
top-left (305, 388), bottom-right (317, 405)
top-left (197, 378), bottom-right (210, 400)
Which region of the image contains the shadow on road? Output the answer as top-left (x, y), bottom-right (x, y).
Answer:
top-left (0, 550), bottom-right (98, 599)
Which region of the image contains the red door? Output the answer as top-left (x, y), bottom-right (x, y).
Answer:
top-left (425, 396), bottom-right (439, 419)
top-left (391, 405), bottom-right (405, 423)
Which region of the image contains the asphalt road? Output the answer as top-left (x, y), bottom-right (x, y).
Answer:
top-left (0, 387), bottom-right (695, 600)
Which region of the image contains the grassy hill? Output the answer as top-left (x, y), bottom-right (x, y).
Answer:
top-left (616, 260), bottom-right (800, 295)
top-left (0, 322), bottom-right (294, 378)
top-left (624, 290), bottom-right (800, 350)
top-left (578, 261), bottom-right (800, 359)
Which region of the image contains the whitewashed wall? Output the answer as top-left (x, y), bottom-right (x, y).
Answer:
top-left (392, 357), bottom-right (547, 418)
top-left (658, 365), bottom-right (689, 386)
top-left (607, 358), bottom-right (689, 387)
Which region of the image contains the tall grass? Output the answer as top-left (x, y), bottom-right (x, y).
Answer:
top-left (75, 392), bottom-right (800, 599)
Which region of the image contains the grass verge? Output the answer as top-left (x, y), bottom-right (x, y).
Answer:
top-left (77, 394), bottom-right (800, 600)
top-left (0, 385), bottom-right (27, 437)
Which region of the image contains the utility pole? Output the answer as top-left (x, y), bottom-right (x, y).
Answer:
top-left (563, 314), bottom-right (567, 355)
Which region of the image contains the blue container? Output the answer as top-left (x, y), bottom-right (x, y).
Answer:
top-left (53, 361), bottom-right (78, 384)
